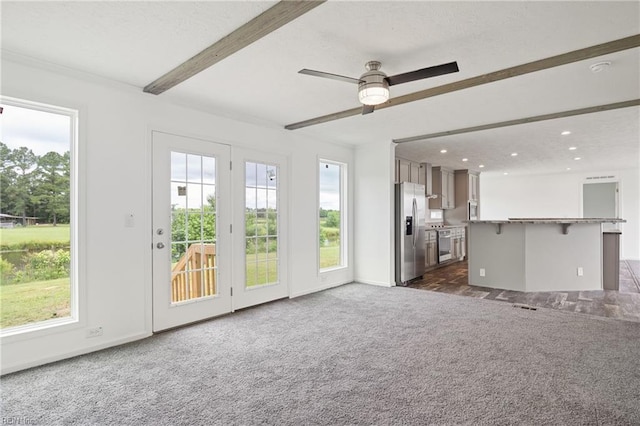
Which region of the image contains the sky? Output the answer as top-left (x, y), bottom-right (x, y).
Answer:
top-left (319, 162), bottom-right (341, 211)
top-left (1, 103), bottom-right (71, 156)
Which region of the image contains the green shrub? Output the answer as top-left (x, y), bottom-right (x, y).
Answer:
top-left (5, 249), bottom-right (70, 284)
top-left (0, 258), bottom-right (15, 283)
top-left (319, 228), bottom-right (328, 245)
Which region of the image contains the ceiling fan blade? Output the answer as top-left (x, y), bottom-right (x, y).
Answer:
top-left (385, 61), bottom-right (459, 86)
top-left (362, 105), bottom-right (375, 115)
top-left (298, 69), bottom-right (362, 84)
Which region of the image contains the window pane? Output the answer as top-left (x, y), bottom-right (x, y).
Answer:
top-left (202, 156), bottom-right (215, 184)
top-left (169, 153), bottom-right (217, 304)
top-left (244, 161), bottom-right (278, 288)
top-left (171, 152), bottom-right (187, 181)
top-left (0, 101), bottom-right (75, 330)
top-left (319, 161), bottom-right (344, 270)
top-left (186, 154), bottom-right (202, 183)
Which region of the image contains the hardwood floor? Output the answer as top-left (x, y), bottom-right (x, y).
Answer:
top-left (408, 260), bottom-right (640, 322)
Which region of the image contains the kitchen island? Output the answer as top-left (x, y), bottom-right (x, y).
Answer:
top-left (467, 218), bottom-right (625, 292)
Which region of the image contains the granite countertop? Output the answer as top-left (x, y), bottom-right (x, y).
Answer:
top-left (467, 218), bottom-right (626, 224)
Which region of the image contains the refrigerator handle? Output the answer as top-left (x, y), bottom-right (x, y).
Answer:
top-left (412, 198), bottom-right (417, 248)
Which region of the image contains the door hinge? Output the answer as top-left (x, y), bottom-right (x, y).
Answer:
top-left (230, 224), bottom-right (232, 233)
top-left (230, 287), bottom-right (233, 296)
top-left (230, 161), bottom-right (232, 170)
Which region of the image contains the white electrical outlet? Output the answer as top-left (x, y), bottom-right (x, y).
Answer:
top-left (577, 267), bottom-right (584, 277)
top-left (480, 268), bottom-right (486, 277)
top-left (87, 327), bottom-right (103, 338)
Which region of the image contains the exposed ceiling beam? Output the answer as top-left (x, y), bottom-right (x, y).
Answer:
top-left (393, 99), bottom-right (640, 143)
top-left (144, 0), bottom-right (326, 95)
top-left (285, 34), bottom-right (640, 130)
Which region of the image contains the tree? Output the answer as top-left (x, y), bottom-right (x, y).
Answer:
top-left (0, 142), bottom-right (16, 214)
top-left (7, 147), bottom-right (37, 224)
top-left (33, 151), bottom-right (69, 225)
top-left (325, 210), bottom-right (340, 228)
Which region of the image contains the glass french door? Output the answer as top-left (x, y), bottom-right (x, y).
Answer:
top-left (232, 148), bottom-right (288, 310)
top-left (152, 131), bottom-right (231, 331)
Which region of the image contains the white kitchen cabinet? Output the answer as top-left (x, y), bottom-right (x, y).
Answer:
top-left (397, 158), bottom-right (411, 183)
top-left (429, 166), bottom-right (455, 209)
top-left (396, 158), bottom-right (425, 185)
top-left (469, 173), bottom-right (479, 202)
top-left (454, 169), bottom-right (480, 203)
top-left (425, 230), bottom-right (438, 268)
top-left (417, 164), bottom-right (426, 186)
top-left (450, 227), bottom-right (466, 260)
top-left (410, 162), bottom-right (421, 184)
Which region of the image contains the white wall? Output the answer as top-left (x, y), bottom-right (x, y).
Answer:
top-left (354, 141), bottom-right (396, 286)
top-left (0, 56), bottom-right (355, 373)
top-left (480, 168), bottom-right (640, 259)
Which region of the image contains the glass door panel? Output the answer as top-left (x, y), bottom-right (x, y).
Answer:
top-left (152, 132), bottom-right (230, 332)
top-left (244, 162), bottom-right (279, 288)
top-left (232, 149), bottom-right (288, 310)
top-left (170, 153), bottom-right (218, 302)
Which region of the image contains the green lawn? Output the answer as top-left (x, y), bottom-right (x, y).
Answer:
top-left (320, 244), bottom-right (340, 269)
top-left (0, 225), bottom-right (70, 245)
top-left (246, 252), bottom-right (278, 287)
top-left (0, 277), bottom-right (71, 329)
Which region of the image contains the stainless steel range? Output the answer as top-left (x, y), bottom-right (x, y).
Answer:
top-left (437, 229), bottom-right (452, 263)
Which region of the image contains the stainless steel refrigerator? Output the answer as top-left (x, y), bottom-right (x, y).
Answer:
top-left (395, 182), bottom-right (426, 285)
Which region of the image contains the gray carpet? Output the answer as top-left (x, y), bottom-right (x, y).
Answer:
top-left (2, 283), bottom-right (640, 425)
top-left (626, 260), bottom-right (640, 291)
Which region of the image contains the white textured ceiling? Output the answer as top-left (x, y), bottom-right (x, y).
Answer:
top-left (1, 1), bottom-right (638, 176)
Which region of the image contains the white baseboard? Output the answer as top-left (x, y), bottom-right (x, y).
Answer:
top-left (354, 278), bottom-right (393, 287)
top-left (290, 280), bottom-right (353, 298)
top-left (1, 331), bottom-right (152, 375)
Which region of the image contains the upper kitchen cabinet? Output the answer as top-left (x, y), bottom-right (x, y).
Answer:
top-left (430, 166), bottom-right (455, 209)
top-left (469, 173), bottom-right (479, 202)
top-left (396, 158), bottom-right (425, 185)
top-left (454, 169), bottom-right (480, 203)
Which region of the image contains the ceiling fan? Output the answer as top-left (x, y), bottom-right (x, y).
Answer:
top-left (298, 60), bottom-right (459, 114)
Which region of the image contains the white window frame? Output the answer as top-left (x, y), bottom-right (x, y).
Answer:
top-left (0, 96), bottom-right (82, 339)
top-left (318, 158), bottom-right (348, 272)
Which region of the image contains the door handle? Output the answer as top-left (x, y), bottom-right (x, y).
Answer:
top-left (156, 242), bottom-right (165, 249)
top-left (412, 198), bottom-right (417, 248)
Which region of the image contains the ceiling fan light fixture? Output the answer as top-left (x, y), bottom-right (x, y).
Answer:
top-left (358, 61), bottom-right (389, 105)
top-left (358, 83), bottom-right (389, 105)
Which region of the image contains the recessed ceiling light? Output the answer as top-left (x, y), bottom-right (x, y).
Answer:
top-left (440, 149), bottom-right (447, 154)
top-left (561, 131), bottom-right (571, 136)
top-left (574, 157), bottom-right (581, 160)
top-left (479, 164), bottom-right (485, 168)
top-left (462, 158), bottom-right (468, 162)
top-left (503, 172), bottom-right (508, 175)
top-left (569, 147), bottom-right (577, 150)
top-left (511, 153), bottom-right (518, 157)
top-left (566, 168), bottom-right (571, 171)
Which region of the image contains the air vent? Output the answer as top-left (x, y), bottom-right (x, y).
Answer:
top-left (586, 176), bottom-right (615, 180)
top-left (513, 304), bottom-right (537, 311)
